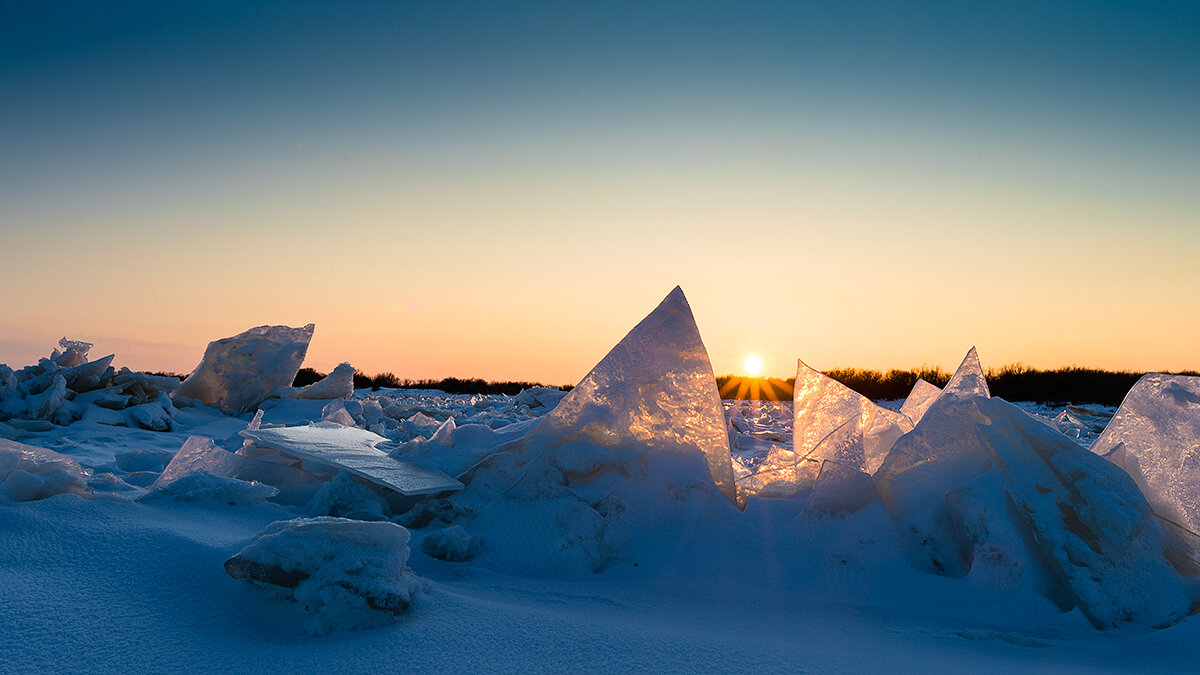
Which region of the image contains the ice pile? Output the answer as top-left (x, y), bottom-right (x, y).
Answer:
top-left (174, 324), bottom-right (315, 413)
top-left (0, 338), bottom-right (180, 432)
top-left (225, 517), bottom-right (426, 633)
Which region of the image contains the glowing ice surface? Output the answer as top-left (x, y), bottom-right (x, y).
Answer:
top-left (1092, 374), bottom-right (1200, 532)
top-left (174, 324), bottom-right (314, 413)
top-left (298, 362), bottom-right (356, 400)
top-left (242, 423), bottom-right (463, 496)
top-left (525, 286), bottom-right (738, 504)
top-left (939, 347), bottom-right (990, 400)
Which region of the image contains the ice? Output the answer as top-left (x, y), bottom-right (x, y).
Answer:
top-left (420, 524), bottom-right (479, 561)
top-left (304, 471), bottom-right (389, 519)
top-left (50, 338), bottom-right (92, 368)
top-left (24, 375), bottom-right (66, 421)
top-left (523, 286), bottom-right (738, 504)
top-left (790, 359), bottom-right (911, 478)
top-left (939, 347), bottom-right (990, 400)
top-left (1091, 374), bottom-right (1200, 532)
top-left (297, 362), bottom-right (356, 400)
top-left (802, 460), bottom-right (881, 516)
top-left (900, 379), bottom-right (941, 425)
top-left (0, 438), bottom-right (92, 502)
top-left (876, 394), bottom-right (1195, 628)
top-left (140, 470), bottom-right (279, 504)
top-left (1052, 404), bottom-right (1114, 443)
top-left (224, 517), bottom-right (426, 633)
top-left (241, 423), bottom-right (464, 496)
top-left (514, 386), bottom-right (568, 412)
top-left (174, 323), bottom-right (315, 413)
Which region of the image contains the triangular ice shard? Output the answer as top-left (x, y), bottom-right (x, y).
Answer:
top-left (792, 360), bottom-right (911, 476)
top-left (939, 347), bottom-right (990, 401)
top-left (528, 286), bottom-right (739, 504)
top-left (297, 362), bottom-right (356, 400)
top-left (242, 423), bottom-right (463, 496)
top-left (175, 324), bottom-right (315, 413)
top-left (1091, 374), bottom-right (1200, 532)
top-left (900, 379), bottom-right (942, 426)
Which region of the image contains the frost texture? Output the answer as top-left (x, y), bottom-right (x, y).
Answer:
top-left (900, 379), bottom-right (941, 426)
top-left (875, 394), bottom-right (1194, 629)
top-left (0, 438), bottom-right (92, 502)
top-left (297, 362), bottom-right (356, 400)
top-left (1092, 374), bottom-right (1200, 532)
top-left (242, 423), bottom-right (464, 496)
top-left (141, 470), bottom-right (278, 504)
top-left (421, 525), bottom-right (479, 561)
top-left (224, 517), bottom-right (425, 633)
top-left (174, 324), bottom-right (314, 413)
top-left (791, 359), bottom-right (911, 477)
top-left (524, 286), bottom-right (738, 504)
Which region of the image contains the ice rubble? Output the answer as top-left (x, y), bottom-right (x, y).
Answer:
top-left (174, 324), bottom-right (314, 413)
top-left (0, 438), bottom-right (92, 502)
top-left (0, 338), bottom-right (179, 431)
top-left (1092, 374), bottom-right (1200, 533)
top-left (875, 393), bottom-right (1196, 629)
top-left (296, 362), bottom-right (356, 400)
top-left (224, 517), bottom-right (426, 633)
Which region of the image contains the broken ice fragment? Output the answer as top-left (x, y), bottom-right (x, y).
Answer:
top-left (0, 438), bottom-right (92, 502)
top-left (525, 286), bottom-right (739, 505)
top-left (297, 362), bottom-right (356, 400)
top-left (174, 324), bottom-right (315, 414)
top-left (241, 423), bottom-right (463, 496)
top-left (900, 379), bottom-right (942, 426)
top-left (802, 460), bottom-right (881, 516)
top-left (939, 347), bottom-right (990, 401)
top-left (1091, 374), bottom-right (1200, 532)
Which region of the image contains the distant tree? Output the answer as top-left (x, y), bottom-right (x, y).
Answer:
top-left (292, 367), bottom-right (325, 387)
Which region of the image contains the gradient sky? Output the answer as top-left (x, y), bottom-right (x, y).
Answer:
top-left (2, 1), bottom-right (1198, 383)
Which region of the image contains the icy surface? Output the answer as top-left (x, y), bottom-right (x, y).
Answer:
top-left (174, 324), bottom-right (315, 413)
top-left (1092, 374), bottom-right (1200, 532)
top-left (941, 347), bottom-right (991, 400)
top-left (0, 439), bottom-right (91, 502)
top-left (224, 517), bottom-right (425, 633)
top-left (241, 423), bottom-right (464, 496)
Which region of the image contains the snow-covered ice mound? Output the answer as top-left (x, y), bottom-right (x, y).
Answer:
top-left (224, 517), bottom-right (426, 633)
top-left (174, 323), bottom-right (314, 413)
top-left (876, 393), bottom-right (1197, 629)
top-left (1092, 374), bottom-right (1200, 533)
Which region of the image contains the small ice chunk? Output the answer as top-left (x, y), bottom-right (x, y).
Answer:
top-left (0, 439), bottom-right (92, 502)
top-left (515, 386), bottom-right (568, 412)
top-left (321, 400), bottom-right (358, 427)
top-left (140, 470), bottom-right (278, 504)
top-left (1091, 374), bottom-right (1200, 532)
top-left (174, 324), bottom-right (315, 413)
top-left (900, 379), bottom-right (942, 426)
top-left (241, 423), bottom-right (464, 496)
top-left (297, 362), bottom-right (356, 400)
top-left (24, 375), bottom-right (66, 420)
top-left (802, 460), bottom-right (881, 516)
top-left (305, 471), bottom-right (388, 519)
top-left (51, 338), bottom-right (92, 368)
top-left (224, 517), bottom-right (426, 633)
top-left (153, 436), bottom-right (245, 489)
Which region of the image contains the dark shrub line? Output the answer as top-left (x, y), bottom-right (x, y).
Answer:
top-left (292, 367), bottom-right (572, 396)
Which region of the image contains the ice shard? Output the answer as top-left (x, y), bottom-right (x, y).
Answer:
top-left (792, 360), bottom-right (911, 476)
top-left (899, 379), bottom-right (941, 426)
top-left (524, 286), bottom-right (739, 505)
top-left (174, 324), bottom-right (315, 413)
top-left (297, 362), bottom-right (356, 400)
top-left (0, 438), bottom-right (92, 501)
top-left (939, 347), bottom-right (990, 400)
top-left (242, 423), bottom-right (463, 496)
top-left (1091, 374), bottom-right (1200, 532)
top-left (802, 460), bottom-right (881, 516)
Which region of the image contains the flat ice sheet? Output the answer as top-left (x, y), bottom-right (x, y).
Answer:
top-left (240, 424), bottom-right (463, 496)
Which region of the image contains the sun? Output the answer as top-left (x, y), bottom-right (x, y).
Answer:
top-left (743, 355), bottom-right (763, 376)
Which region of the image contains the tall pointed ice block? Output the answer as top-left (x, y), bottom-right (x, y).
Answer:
top-left (900, 379), bottom-right (941, 426)
top-left (939, 347), bottom-right (990, 401)
top-left (1092, 374), bottom-right (1200, 532)
top-left (793, 360), bottom-right (911, 475)
top-left (174, 324), bottom-right (315, 413)
top-left (530, 287), bottom-right (738, 504)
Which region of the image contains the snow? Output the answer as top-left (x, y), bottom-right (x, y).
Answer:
top-left (1092, 374), bottom-right (1200, 532)
top-left (174, 324), bottom-right (315, 413)
top-left (5, 310), bottom-right (1200, 671)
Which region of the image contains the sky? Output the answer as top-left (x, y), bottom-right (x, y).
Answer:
top-left (2, 1), bottom-right (1198, 383)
